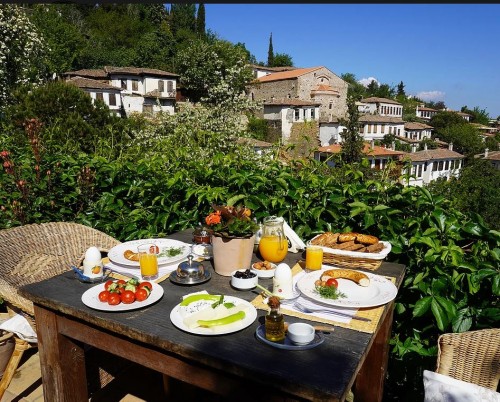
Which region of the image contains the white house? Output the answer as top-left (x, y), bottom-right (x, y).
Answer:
top-left (358, 114), bottom-right (405, 142)
top-left (404, 143), bottom-right (464, 187)
top-left (416, 105), bottom-right (438, 120)
top-left (262, 99), bottom-right (321, 143)
top-left (474, 149), bottom-right (500, 170)
top-left (63, 67), bottom-right (179, 117)
top-left (357, 97), bottom-right (403, 117)
top-left (403, 122), bottom-right (433, 142)
top-left (66, 77), bottom-right (123, 116)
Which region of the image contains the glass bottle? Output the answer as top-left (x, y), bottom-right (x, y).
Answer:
top-left (258, 216), bottom-right (288, 263)
top-left (265, 296), bottom-right (285, 342)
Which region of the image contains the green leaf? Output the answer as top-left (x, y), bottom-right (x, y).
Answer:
top-left (413, 296), bottom-right (432, 317)
top-left (431, 298), bottom-right (447, 331)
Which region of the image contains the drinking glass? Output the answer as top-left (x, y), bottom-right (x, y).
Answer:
top-left (138, 243), bottom-right (159, 281)
top-left (305, 245), bottom-right (323, 271)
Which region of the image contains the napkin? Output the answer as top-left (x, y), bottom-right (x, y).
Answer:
top-left (283, 221), bottom-right (306, 253)
top-left (0, 314), bottom-right (38, 343)
top-left (281, 271), bottom-right (358, 324)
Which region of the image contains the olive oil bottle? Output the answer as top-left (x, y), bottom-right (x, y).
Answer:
top-left (265, 296), bottom-right (285, 342)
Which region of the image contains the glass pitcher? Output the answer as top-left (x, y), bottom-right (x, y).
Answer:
top-left (258, 216), bottom-right (288, 263)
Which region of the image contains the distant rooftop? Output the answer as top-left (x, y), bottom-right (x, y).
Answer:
top-left (360, 97), bottom-right (402, 105)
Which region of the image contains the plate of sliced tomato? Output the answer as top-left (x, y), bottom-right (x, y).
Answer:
top-left (81, 278), bottom-right (164, 311)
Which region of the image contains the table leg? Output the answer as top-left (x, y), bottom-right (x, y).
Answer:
top-left (353, 302), bottom-right (394, 402)
top-left (34, 305), bottom-right (88, 402)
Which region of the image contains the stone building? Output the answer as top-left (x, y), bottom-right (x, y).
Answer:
top-left (248, 66), bottom-right (348, 123)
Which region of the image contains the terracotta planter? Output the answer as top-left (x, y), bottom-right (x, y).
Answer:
top-left (0, 330), bottom-right (14, 378)
top-left (211, 234), bottom-right (256, 276)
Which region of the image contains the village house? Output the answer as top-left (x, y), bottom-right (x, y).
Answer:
top-left (404, 143), bottom-right (464, 187)
top-left (402, 122), bottom-right (433, 142)
top-left (314, 141), bottom-right (406, 171)
top-left (247, 66), bottom-right (348, 143)
top-left (63, 66), bottom-right (179, 117)
top-left (415, 105), bottom-right (439, 120)
top-left (261, 99), bottom-right (321, 143)
top-left (356, 97), bottom-right (405, 142)
top-left (474, 149), bottom-right (500, 170)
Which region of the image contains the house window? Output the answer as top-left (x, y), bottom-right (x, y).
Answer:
top-left (121, 79), bottom-right (126, 89)
top-left (417, 165), bottom-right (423, 178)
top-left (158, 80), bottom-right (164, 92)
top-left (294, 108), bottom-right (300, 121)
top-left (132, 80), bottom-right (138, 91)
top-left (445, 161), bottom-right (449, 170)
top-left (329, 102), bottom-right (332, 110)
top-left (96, 92), bottom-right (104, 102)
top-left (433, 162), bottom-right (437, 171)
top-left (438, 161), bottom-right (444, 170)
top-left (167, 81), bottom-right (173, 92)
top-left (109, 93), bottom-right (116, 106)
top-left (368, 125), bottom-right (372, 134)
top-left (311, 108), bottom-right (315, 119)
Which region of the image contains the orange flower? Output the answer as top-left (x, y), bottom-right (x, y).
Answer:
top-left (205, 211), bottom-right (222, 226)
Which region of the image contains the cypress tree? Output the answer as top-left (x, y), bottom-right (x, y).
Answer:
top-left (196, 3), bottom-right (205, 37)
top-left (339, 96), bottom-right (364, 164)
top-left (267, 33), bottom-right (274, 67)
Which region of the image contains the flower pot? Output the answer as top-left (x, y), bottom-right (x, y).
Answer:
top-left (212, 234), bottom-right (256, 276)
top-left (0, 330), bottom-right (14, 378)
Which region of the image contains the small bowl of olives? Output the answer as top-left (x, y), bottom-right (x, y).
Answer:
top-left (230, 269), bottom-right (258, 290)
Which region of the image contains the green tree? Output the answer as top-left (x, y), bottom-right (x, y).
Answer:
top-left (429, 111), bottom-right (465, 131)
top-left (272, 52), bottom-right (293, 67)
top-left (460, 105), bottom-right (490, 125)
top-left (438, 123), bottom-right (483, 159)
top-left (339, 96), bottom-right (364, 163)
top-left (169, 4), bottom-right (196, 35)
top-left (196, 3), bottom-right (205, 37)
top-left (267, 33), bottom-right (274, 67)
top-left (366, 80), bottom-right (378, 96)
top-left (397, 81), bottom-right (405, 97)
top-left (340, 73), bottom-right (366, 101)
top-left (0, 4), bottom-right (49, 111)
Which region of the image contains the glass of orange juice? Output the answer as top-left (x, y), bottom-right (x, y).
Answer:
top-left (305, 245), bottom-right (323, 271)
top-left (138, 243), bottom-right (159, 281)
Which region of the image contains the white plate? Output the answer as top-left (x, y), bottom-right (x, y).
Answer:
top-left (308, 236), bottom-right (391, 260)
top-left (81, 282), bottom-right (164, 311)
top-left (108, 239), bottom-right (191, 267)
top-left (296, 269), bottom-right (397, 308)
top-left (170, 295), bottom-right (257, 335)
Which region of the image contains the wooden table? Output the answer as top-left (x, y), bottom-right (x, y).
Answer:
top-left (20, 229), bottom-right (405, 402)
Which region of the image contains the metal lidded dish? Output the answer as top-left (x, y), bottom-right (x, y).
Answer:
top-left (170, 255), bottom-right (211, 285)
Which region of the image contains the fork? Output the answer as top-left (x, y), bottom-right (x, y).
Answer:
top-left (293, 302), bottom-right (371, 322)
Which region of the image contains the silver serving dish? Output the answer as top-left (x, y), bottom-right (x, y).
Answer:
top-left (170, 255), bottom-right (211, 285)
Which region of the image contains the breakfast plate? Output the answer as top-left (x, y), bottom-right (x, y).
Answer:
top-left (255, 325), bottom-right (324, 350)
top-left (108, 239), bottom-right (191, 267)
top-left (81, 282), bottom-right (164, 311)
top-left (170, 294), bottom-right (257, 335)
top-left (296, 269), bottom-right (397, 308)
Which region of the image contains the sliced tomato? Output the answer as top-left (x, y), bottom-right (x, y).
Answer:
top-left (120, 290), bottom-right (135, 304)
top-left (104, 280), bottom-right (115, 291)
top-left (326, 278), bottom-right (338, 288)
top-left (98, 290), bottom-right (110, 302)
top-left (116, 279), bottom-right (127, 287)
top-left (107, 293), bottom-right (121, 306)
top-left (138, 281), bottom-right (153, 295)
top-left (135, 288), bottom-right (148, 302)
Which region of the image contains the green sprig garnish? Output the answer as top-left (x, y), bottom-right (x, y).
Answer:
top-left (314, 285), bottom-right (346, 300)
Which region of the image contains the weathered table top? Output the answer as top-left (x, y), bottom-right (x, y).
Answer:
top-left (20, 229), bottom-right (405, 401)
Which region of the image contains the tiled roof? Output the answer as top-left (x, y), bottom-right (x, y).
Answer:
top-left (359, 114), bottom-right (404, 124)
top-left (360, 97), bottom-right (402, 105)
top-left (317, 142), bottom-right (406, 157)
top-left (405, 148), bottom-right (465, 162)
top-left (395, 135), bottom-right (419, 144)
top-left (250, 64), bottom-right (297, 72)
top-left (62, 69), bottom-right (108, 79)
top-left (104, 66), bottom-right (179, 77)
top-left (474, 150), bottom-right (500, 161)
top-left (263, 99), bottom-right (320, 106)
top-left (404, 122), bottom-right (433, 130)
top-left (417, 106), bottom-right (437, 112)
top-left (256, 67), bottom-right (322, 83)
top-left (66, 77), bottom-right (121, 91)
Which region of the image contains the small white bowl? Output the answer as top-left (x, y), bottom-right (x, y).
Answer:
top-left (251, 261), bottom-right (277, 278)
top-left (230, 269), bottom-right (258, 290)
top-left (287, 323), bottom-right (315, 345)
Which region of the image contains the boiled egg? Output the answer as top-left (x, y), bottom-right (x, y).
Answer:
top-left (84, 246), bottom-right (101, 264)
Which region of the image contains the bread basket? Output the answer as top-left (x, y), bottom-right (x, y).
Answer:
top-left (308, 235), bottom-right (392, 271)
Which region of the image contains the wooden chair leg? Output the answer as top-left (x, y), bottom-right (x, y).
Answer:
top-left (0, 337), bottom-right (31, 400)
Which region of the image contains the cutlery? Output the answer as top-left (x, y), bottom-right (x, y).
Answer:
top-left (293, 302), bottom-right (371, 323)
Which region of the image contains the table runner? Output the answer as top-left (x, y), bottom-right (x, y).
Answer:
top-left (251, 263), bottom-right (396, 334)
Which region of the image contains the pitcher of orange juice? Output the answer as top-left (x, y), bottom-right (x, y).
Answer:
top-left (258, 216), bottom-right (288, 263)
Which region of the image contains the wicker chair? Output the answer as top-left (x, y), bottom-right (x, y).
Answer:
top-left (435, 328), bottom-right (500, 391)
top-left (0, 222), bottom-right (128, 399)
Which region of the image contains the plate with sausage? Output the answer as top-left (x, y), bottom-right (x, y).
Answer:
top-left (108, 238), bottom-right (191, 267)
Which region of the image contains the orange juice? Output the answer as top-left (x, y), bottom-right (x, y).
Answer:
top-left (259, 235), bottom-right (288, 263)
top-left (305, 246), bottom-right (323, 270)
top-left (138, 244), bottom-right (159, 280)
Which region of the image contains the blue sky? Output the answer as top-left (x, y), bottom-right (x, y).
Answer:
top-left (205, 4), bottom-right (500, 118)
